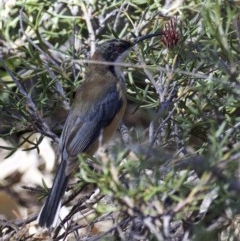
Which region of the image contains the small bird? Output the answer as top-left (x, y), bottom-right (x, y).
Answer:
top-left (38, 33), bottom-right (162, 228)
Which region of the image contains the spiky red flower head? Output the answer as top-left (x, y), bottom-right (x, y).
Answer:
top-left (160, 17), bottom-right (180, 48)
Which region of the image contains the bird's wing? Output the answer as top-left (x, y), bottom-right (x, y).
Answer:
top-left (61, 83), bottom-right (123, 159)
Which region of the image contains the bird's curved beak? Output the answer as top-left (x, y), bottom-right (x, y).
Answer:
top-left (133, 32), bottom-right (164, 45)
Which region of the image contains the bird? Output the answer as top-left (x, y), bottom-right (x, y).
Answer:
top-left (38, 33), bottom-right (163, 229)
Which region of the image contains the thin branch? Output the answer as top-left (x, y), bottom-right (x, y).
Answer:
top-left (75, 59), bottom-right (231, 84)
top-left (19, 8), bottom-right (60, 68)
top-left (0, 57), bottom-right (59, 142)
top-left (149, 103), bottom-right (176, 148)
top-left (44, 64), bottom-right (70, 111)
top-left (96, 9), bottom-right (119, 36)
top-left (113, 1), bottom-right (128, 32)
top-left (80, 1), bottom-right (96, 55)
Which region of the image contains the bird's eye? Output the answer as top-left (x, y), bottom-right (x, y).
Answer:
top-left (117, 46), bottom-right (123, 53)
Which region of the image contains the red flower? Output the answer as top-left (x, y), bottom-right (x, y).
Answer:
top-left (160, 17), bottom-right (180, 48)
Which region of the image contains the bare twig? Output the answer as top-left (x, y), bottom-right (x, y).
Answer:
top-left (96, 9), bottom-right (119, 36)
top-left (113, 1), bottom-right (128, 32)
top-left (80, 1), bottom-right (96, 55)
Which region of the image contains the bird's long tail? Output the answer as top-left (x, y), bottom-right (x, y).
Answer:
top-left (38, 159), bottom-right (69, 228)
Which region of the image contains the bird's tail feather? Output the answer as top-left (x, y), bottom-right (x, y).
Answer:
top-left (38, 159), bottom-right (69, 228)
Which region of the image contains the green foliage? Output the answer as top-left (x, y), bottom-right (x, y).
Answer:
top-left (0, 0), bottom-right (240, 240)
